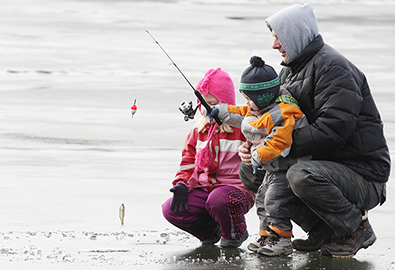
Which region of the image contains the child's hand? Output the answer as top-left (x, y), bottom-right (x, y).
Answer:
top-left (206, 106), bottom-right (219, 123)
top-left (170, 182), bottom-right (189, 213)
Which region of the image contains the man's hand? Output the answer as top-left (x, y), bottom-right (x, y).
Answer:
top-left (238, 139), bottom-right (266, 165)
top-left (238, 141), bottom-right (252, 165)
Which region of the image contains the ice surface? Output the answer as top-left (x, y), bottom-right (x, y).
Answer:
top-left (1, 0), bottom-right (395, 269)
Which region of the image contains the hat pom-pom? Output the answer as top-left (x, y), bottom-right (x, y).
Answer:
top-left (250, 56), bottom-right (265, 67)
top-left (195, 147), bottom-right (212, 172)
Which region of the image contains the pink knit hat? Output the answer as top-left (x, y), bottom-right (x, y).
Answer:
top-left (194, 68), bottom-right (235, 172)
top-left (195, 68), bottom-right (236, 105)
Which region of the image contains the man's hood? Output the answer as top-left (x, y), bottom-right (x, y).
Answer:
top-left (266, 3), bottom-right (319, 62)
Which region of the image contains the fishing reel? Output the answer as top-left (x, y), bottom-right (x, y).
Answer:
top-left (179, 101), bottom-right (198, 121)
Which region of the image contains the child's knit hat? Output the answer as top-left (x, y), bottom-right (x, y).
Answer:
top-left (196, 68), bottom-right (236, 105)
top-left (240, 56), bottom-right (280, 110)
top-left (194, 68), bottom-right (235, 172)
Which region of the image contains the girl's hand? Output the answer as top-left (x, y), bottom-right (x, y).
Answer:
top-left (170, 182), bottom-right (189, 213)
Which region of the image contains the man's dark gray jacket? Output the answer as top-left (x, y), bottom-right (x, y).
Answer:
top-left (281, 34), bottom-right (391, 183)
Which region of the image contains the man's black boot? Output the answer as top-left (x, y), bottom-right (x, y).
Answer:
top-left (292, 220), bottom-right (334, 251)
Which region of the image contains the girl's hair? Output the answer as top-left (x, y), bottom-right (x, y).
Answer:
top-left (195, 116), bottom-right (234, 134)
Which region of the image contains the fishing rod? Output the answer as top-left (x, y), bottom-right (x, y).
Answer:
top-left (146, 30), bottom-right (222, 125)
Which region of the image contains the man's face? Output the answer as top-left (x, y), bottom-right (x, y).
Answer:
top-left (271, 30), bottom-right (290, 64)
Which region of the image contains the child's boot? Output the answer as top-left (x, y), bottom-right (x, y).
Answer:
top-left (220, 231), bottom-right (249, 248)
top-left (201, 225), bottom-right (221, 245)
top-left (247, 230), bottom-right (268, 252)
top-left (257, 226), bottom-right (293, 256)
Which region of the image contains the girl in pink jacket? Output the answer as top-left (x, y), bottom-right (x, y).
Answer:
top-left (162, 68), bottom-right (255, 248)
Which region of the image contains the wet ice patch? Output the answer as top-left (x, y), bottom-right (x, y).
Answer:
top-left (0, 230), bottom-right (196, 267)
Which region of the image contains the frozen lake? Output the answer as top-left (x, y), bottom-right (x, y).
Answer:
top-left (1, 0), bottom-right (395, 269)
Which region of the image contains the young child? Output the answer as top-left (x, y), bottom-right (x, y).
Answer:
top-left (208, 56), bottom-right (309, 256)
top-left (162, 67), bottom-right (255, 248)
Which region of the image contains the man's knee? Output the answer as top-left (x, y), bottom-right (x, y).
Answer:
top-left (286, 162), bottom-right (313, 195)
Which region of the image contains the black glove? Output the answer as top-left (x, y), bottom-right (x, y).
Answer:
top-left (170, 182), bottom-right (189, 213)
top-left (205, 106), bottom-right (219, 123)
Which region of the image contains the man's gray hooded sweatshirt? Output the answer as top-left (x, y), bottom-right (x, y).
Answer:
top-left (266, 4), bottom-right (390, 191)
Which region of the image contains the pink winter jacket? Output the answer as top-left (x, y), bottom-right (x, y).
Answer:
top-left (172, 123), bottom-right (255, 207)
